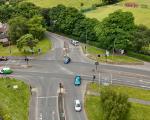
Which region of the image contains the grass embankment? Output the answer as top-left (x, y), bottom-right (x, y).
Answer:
top-left (85, 0), bottom-right (150, 28)
top-left (0, 78), bottom-right (30, 120)
top-left (82, 44), bottom-right (143, 64)
top-left (26, 0), bottom-right (100, 9)
top-left (85, 83), bottom-right (150, 120)
top-left (0, 38), bottom-right (51, 56)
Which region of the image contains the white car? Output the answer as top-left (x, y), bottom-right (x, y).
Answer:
top-left (74, 100), bottom-right (82, 112)
top-left (71, 40), bottom-right (79, 46)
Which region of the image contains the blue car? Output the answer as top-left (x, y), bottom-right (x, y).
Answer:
top-left (64, 56), bottom-right (71, 64)
top-left (74, 75), bottom-right (81, 86)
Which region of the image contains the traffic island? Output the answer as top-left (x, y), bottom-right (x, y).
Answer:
top-left (58, 93), bottom-right (65, 120)
top-left (58, 83), bottom-right (66, 120)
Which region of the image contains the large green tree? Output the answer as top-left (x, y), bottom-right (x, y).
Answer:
top-left (101, 87), bottom-right (130, 120)
top-left (8, 16), bottom-right (28, 43)
top-left (95, 10), bottom-right (135, 50)
top-left (17, 34), bottom-right (38, 51)
top-left (131, 24), bottom-right (150, 53)
top-left (27, 15), bottom-right (45, 40)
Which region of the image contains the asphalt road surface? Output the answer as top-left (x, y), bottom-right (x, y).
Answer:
top-left (1, 32), bottom-right (150, 120)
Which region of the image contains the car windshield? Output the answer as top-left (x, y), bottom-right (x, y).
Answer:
top-left (76, 103), bottom-right (80, 107)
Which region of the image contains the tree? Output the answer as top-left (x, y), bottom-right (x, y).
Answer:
top-left (101, 87), bottom-right (130, 120)
top-left (73, 18), bottom-right (98, 43)
top-left (8, 16), bottom-right (28, 43)
top-left (95, 10), bottom-right (135, 50)
top-left (27, 15), bottom-right (45, 40)
top-left (15, 2), bottom-right (41, 19)
top-left (17, 34), bottom-right (38, 51)
top-left (131, 24), bottom-right (150, 53)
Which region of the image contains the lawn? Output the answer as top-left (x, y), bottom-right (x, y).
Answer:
top-left (26, 0), bottom-right (100, 9)
top-left (87, 83), bottom-right (150, 101)
top-left (85, 95), bottom-right (150, 120)
top-left (0, 78), bottom-right (30, 120)
top-left (82, 44), bottom-right (143, 64)
top-left (0, 38), bottom-right (51, 56)
top-left (85, 0), bottom-right (150, 28)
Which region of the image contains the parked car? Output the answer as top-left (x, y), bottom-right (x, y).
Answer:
top-left (74, 100), bottom-right (82, 112)
top-left (0, 56), bottom-right (8, 61)
top-left (74, 75), bottom-right (81, 86)
top-left (64, 56), bottom-right (71, 64)
top-left (0, 67), bottom-right (13, 74)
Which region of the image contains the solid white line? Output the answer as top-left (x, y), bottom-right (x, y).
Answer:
top-left (36, 90), bottom-right (38, 120)
top-left (140, 85), bottom-right (150, 89)
top-left (37, 96), bottom-right (58, 99)
top-left (139, 80), bottom-right (150, 84)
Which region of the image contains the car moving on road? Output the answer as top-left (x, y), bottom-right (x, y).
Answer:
top-left (0, 67), bottom-right (13, 74)
top-left (74, 75), bottom-right (81, 86)
top-left (74, 100), bottom-right (82, 112)
top-left (64, 56), bottom-right (71, 64)
top-left (71, 40), bottom-right (79, 46)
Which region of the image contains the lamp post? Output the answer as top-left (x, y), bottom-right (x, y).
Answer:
top-left (85, 27), bottom-right (87, 55)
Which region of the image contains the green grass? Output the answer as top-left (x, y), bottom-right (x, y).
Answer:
top-left (84, 95), bottom-right (103, 120)
top-left (85, 0), bottom-right (150, 28)
top-left (0, 78), bottom-right (30, 120)
top-left (0, 38), bottom-right (51, 56)
top-left (85, 95), bottom-right (150, 120)
top-left (82, 44), bottom-right (143, 64)
top-left (87, 83), bottom-right (150, 101)
top-left (26, 0), bottom-right (100, 9)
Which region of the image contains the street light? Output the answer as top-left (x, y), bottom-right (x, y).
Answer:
top-left (85, 27), bottom-right (87, 55)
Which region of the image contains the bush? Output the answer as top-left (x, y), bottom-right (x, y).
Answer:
top-left (101, 87), bottom-right (130, 120)
top-left (127, 51), bottom-right (150, 62)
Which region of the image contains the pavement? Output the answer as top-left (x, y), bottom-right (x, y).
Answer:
top-left (0, 32), bottom-right (150, 120)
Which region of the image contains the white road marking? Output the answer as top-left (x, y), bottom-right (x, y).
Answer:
top-left (39, 113), bottom-right (42, 120)
top-left (37, 96), bottom-right (58, 99)
top-left (140, 85), bottom-right (150, 89)
top-left (139, 80), bottom-right (150, 84)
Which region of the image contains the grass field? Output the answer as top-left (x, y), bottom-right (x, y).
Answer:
top-left (26, 0), bottom-right (100, 9)
top-left (0, 38), bottom-right (51, 56)
top-left (0, 78), bottom-right (30, 120)
top-left (85, 83), bottom-right (150, 120)
top-left (85, 95), bottom-right (150, 120)
top-left (88, 83), bottom-right (150, 101)
top-left (82, 44), bottom-right (143, 64)
top-left (85, 0), bottom-right (150, 28)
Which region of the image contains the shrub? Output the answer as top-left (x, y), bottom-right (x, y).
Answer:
top-left (127, 51), bottom-right (150, 62)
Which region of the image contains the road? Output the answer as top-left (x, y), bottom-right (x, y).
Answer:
top-left (1, 32), bottom-right (150, 120)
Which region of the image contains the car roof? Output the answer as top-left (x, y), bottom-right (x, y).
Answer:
top-left (75, 100), bottom-right (80, 104)
top-left (3, 67), bottom-right (10, 70)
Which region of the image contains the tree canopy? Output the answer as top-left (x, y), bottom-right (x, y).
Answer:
top-left (95, 10), bottom-right (135, 50)
top-left (17, 34), bottom-right (38, 51)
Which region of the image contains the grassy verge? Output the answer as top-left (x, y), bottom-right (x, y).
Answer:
top-left (87, 83), bottom-right (150, 101)
top-left (0, 38), bottom-right (51, 56)
top-left (81, 44), bottom-right (143, 64)
top-left (0, 78), bottom-right (30, 120)
top-left (85, 95), bottom-right (150, 120)
top-left (127, 51), bottom-right (150, 62)
top-left (85, 0), bottom-right (150, 28)
top-left (26, 0), bottom-right (100, 9)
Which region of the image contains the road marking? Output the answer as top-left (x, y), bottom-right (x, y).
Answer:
top-left (139, 80), bottom-right (150, 84)
top-left (39, 113), bottom-right (42, 120)
top-left (140, 85), bottom-right (150, 89)
top-left (37, 96), bottom-right (58, 99)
